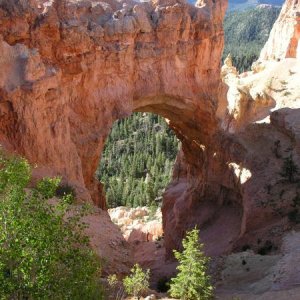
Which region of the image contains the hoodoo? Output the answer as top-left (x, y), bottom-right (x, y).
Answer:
top-left (0, 0), bottom-right (300, 266)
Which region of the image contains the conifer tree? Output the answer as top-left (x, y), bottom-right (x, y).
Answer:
top-left (97, 112), bottom-right (180, 208)
top-left (169, 228), bottom-right (213, 300)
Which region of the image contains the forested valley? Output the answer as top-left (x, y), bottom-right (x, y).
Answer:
top-left (223, 6), bottom-right (280, 71)
top-left (97, 113), bottom-right (180, 208)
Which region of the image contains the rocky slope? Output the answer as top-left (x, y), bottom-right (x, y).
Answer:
top-left (163, 0), bottom-right (300, 266)
top-left (83, 207), bottom-right (134, 275)
top-left (108, 206), bottom-right (163, 242)
top-left (108, 206), bottom-right (171, 288)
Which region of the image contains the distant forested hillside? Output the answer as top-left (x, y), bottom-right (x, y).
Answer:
top-left (97, 113), bottom-right (180, 208)
top-left (223, 6), bottom-right (280, 71)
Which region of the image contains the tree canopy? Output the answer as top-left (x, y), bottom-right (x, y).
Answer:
top-left (97, 113), bottom-right (180, 208)
top-left (169, 228), bottom-right (213, 300)
top-left (0, 153), bottom-right (103, 299)
top-left (223, 6), bottom-right (280, 72)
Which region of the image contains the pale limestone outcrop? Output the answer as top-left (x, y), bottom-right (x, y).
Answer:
top-left (260, 0), bottom-right (300, 60)
top-left (218, 231), bottom-right (300, 297)
top-left (108, 206), bottom-right (163, 242)
top-left (220, 0), bottom-right (300, 131)
top-left (221, 58), bottom-right (300, 131)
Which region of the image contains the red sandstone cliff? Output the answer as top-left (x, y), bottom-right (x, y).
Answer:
top-left (163, 0), bottom-right (300, 259)
top-left (0, 0), bottom-right (227, 208)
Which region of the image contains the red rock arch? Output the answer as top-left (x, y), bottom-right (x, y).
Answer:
top-left (0, 0), bottom-right (227, 203)
top-left (0, 0), bottom-right (247, 257)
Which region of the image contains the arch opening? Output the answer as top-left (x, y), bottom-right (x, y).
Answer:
top-left (97, 111), bottom-right (181, 209)
top-left (96, 111), bottom-right (185, 287)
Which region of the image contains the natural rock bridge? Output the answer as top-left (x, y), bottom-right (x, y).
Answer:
top-left (0, 0), bottom-right (299, 257)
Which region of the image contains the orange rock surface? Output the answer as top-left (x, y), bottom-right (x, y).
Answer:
top-left (0, 0), bottom-right (227, 208)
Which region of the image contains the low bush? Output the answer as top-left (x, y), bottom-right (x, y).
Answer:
top-left (107, 274), bottom-right (125, 300)
top-left (157, 276), bottom-right (170, 293)
top-left (56, 182), bottom-right (76, 201)
top-left (123, 264), bottom-right (150, 300)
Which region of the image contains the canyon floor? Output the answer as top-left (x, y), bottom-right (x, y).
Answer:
top-left (104, 206), bottom-right (300, 300)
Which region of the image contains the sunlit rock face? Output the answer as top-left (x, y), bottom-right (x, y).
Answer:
top-left (162, 0), bottom-right (299, 260)
top-left (0, 0), bottom-right (227, 208)
top-left (164, 6), bottom-right (300, 256)
top-left (108, 206), bottom-right (163, 242)
top-left (259, 0), bottom-right (300, 60)
top-left (0, 0), bottom-right (300, 262)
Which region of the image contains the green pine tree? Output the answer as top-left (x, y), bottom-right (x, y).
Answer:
top-left (169, 228), bottom-right (213, 300)
top-left (97, 112), bottom-right (180, 208)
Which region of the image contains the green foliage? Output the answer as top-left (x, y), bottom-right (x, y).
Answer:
top-left (280, 155), bottom-right (299, 183)
top-left (169, 228), bottom-right (213, 300)
top-left (148, 203), bottom-right (158, 221)
top-left (0, 154), bottom-right (31, 192)
top-left (123, 264), bottom-right (150, 299)
top-left (108, 274), bottom-right (118, 286)
top-left (0, 154), bottom-right (103, 299)
top-left (97, 112), bottom-right (180, 208)
top-left (56, 183), bottom-right (76, 203)
top-left (223, 7), bottom-right (280, 72)
top-left (36, 176), bottom-right (61, 199)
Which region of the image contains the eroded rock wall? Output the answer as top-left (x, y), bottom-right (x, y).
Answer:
top-left (163, 0), bottom-right (300, 259)
top-left (0, 0), bottom-right (227, 209)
